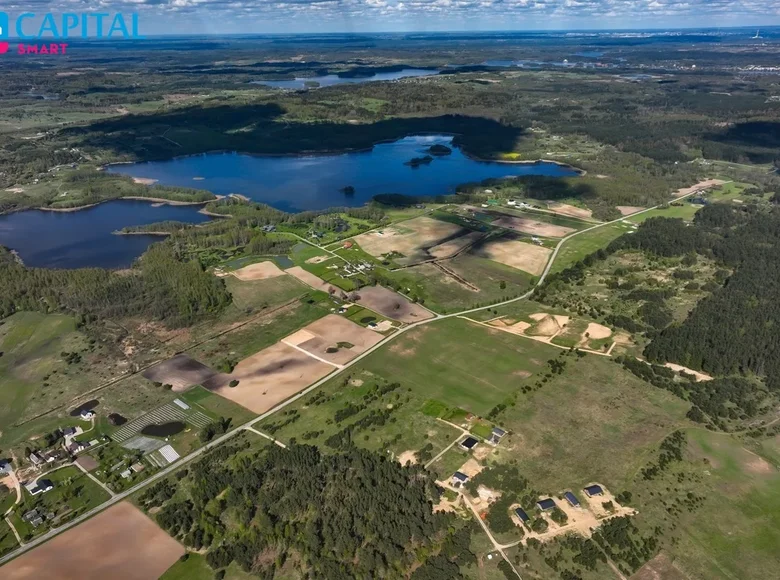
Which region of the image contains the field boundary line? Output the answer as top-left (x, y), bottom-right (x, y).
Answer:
top-left (280, 339), bottom-right (345, 368)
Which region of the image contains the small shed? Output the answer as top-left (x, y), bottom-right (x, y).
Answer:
top-left (564, 491), bottom-right (580, 507)
top-left (537, 498), bottom-right (556, 511)
top-left (584, 484), bottom-right (604, 497)
top-left (460, 436), bottom-right (479, 451)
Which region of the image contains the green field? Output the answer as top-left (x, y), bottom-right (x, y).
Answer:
top-left (180, 385), bottom-right (257, 426)
top-left (0, 520), bottom-right (18, 558)
top-left (223, 274), bottom-right (308, 313)
top-left (550, 222), bottom-right (628, 273)
top-left (161, 554), bottom-right (258, 580)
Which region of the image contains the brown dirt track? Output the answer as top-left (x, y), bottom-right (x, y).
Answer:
top-left (204, 342), bottom-right (333, 414)
top-left (473, 239), bottom-right (552, 275)
top-left (353, 285), bottom-right (435, 323)
top-left (231, 261), bottom-right (285, 280)
top-left (1, 501), bottom-right (184, 580)
top-left (142, 354), bottom-right (218, 392)
top-left (491, 215), bottom-right (576, 238)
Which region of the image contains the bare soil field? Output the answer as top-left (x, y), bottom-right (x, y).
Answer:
top-left (142, 354), bottom-right (218, 392)
top-left (353, 216), bottom-right (474, 265)
top-left (546, 202), bottom-right (593, 219)
top-left (231, 261), bottom-right (285, 281)
top-left (671, 179), bottom-right (726, 198)
top-left (282, 314), bottom-right (383, 366)
top-left (203, 342), bottom-right (332, 414)
top-left (491, 215), bottom-right (576, 238)
top-left (286, 266), bottom-right (335, 292)
top-left (473, 239), bottom-right (552, 276)
top-left (631, 553), bottom-right (690, 580)
top-left (353, 285), bottom-right (435, 323)
top-left (1, 501), bottom-right (184, 580)
top-left (583, 322), bottom-right (612, 341)
top-left (428, 231), bottom-right (485, 260)
top-left (617, 205), bottom-right (645, 216)
top-left (75, 455), bottom-right (99, 471)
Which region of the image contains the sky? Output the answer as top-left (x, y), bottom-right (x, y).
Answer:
top-left (2, 0), bottom-right (780, 36)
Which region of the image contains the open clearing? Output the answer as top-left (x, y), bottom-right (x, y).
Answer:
top-left (1, 501), bottom-right (183, 580)
top-left (616, 205), bottom-right (645, 216)
top-left (230, 261), bottom-right (285, 281)
top-left (204, 341), bottom-right (333, 414)
top-left (473, 238), bottom-right (552, 276)
top-left (671, 178), bottom-right (726, 198)
top-left (546, 202), bottom-right (593, 220)
top-left (353, 216), bottom-right (476, 265)
top-left (282, 314), bottom-right (383, 365)
top-left (142, 354), bottom-right (218, 392)
top-left (491, 215), bottom-right (576, 238)
top-left (353, 285), bottom-right (435, 323)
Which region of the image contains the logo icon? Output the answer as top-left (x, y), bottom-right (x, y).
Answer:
top-left (0, 12), bottom-right (8, 54)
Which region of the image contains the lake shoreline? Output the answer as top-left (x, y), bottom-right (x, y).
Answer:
top-left (32, 196), bottom-right (221, 214)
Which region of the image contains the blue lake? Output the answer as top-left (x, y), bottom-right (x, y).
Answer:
top-left (109, 136), bottom-right (578, 213)
top-left (252, 68), bottom-right (437, 89)
top-left (0, 200), bottom-right (211, 269)
top-left (2, 136), bottom-right (578, 269)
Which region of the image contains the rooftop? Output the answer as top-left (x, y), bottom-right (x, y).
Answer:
top-left (460, 436), bottom-right (479, 450)
top-left (452, 471), bottom-right (469, 482)
top-left (584, 484), bottom-right (604, 496)
top-left (537, 498), bottom-right (556, 511)
top-left (564, 491), bottom-right (580, 506)
top-left (514, 507), bottom-right (530, 522)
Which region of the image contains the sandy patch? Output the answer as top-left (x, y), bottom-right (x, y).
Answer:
top-left (458, 458), bottom-right (484, 478)
top-left (354, 216), bottom-right (475, 265)
top-left (489, 319), bottom-right (532, 336)
top-left (203, 342), bottom-right (333, 414)
top-left (553, 315), bottom-right (570, 327)
top-left (743, 449), bottom-right (774, 475)
top-left (672, 179), bottom-right (726, 198)
top-left (231, 261), bottom-right (285, 281)
top-left (4, 187), bottom-right (25, 193)
top-left (305, 255), bottom-right (332, 264)
top-left (353, 285), bottom-right (434, 323)
top-left (131, 177), bottom-right (158, 185)
top-left (584, 322), bottom-right (612, 340)
top-left (141, 354), bottom-right (218, 392)
top-left (529, 313), bottom-right (548, 322)
top-left (473, 446), bottom-right (494, 461)
top-left (434, 494), bottom-right (461, 514)
top-left (491, 215), bottom-right (576, 238)
top-left (1, 502), bottom-right (184, 580)
top-left (632, 552), bottom-right (690, 580)
top-left (286, 266), bottom-right (336, 293)
top-left (617, 206), bottom-right (645, 216)
top-left (546, 202), bottom-right (593, 219)
top-left (284, 314), bottom-right (383, 366)
top-left (397, 450), bottom-right (418, 465)
top-left (664, 363), bottom-right (713, 382)
top-left (473, 239), bottom-right (552, 276)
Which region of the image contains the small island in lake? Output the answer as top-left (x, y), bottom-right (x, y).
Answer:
top-left (341, 185), bottom-right (356, 196)
top-left (404, 155), bottom-right (433, 167)
top-left (427, 144), bottom-right (452, 156)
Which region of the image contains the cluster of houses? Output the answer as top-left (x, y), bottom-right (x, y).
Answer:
top-left (120, 462), bottom-right (146, 480)
top-left (514, 485), bottom-right (606, 529)
top-left (22, 507), bottom-right (54, 529)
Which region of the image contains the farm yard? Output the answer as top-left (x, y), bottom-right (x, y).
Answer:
top-left (2, 502), bottom-right (184, 580)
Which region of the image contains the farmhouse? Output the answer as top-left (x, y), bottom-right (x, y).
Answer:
top-left (451, 471), bottom-right (469, 486)
top-left (514, 507), bottom-right (530, 523)
top-left (22, 509), bottom-right (44, 528)
top-left (79, 409), bottom-right (95, 421)
top-left (564, 491), bottom-right (581, 507)
top-left (489, 427), bottom-right (506, 445)
top-left (584, 484), bottom-right (604, 497)
top-left (537, 498), bottom-right (556, 511)
top-left (25, 479), bottom-right (54, 496)
top-left (460, 436), bottom-right (479, 451)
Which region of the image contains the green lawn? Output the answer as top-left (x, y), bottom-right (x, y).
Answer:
top-left (180, 385), bottom-right (257, 426)
top-left (0, 519), bottom-right (19, 558)
top-left (161, 553), bottom-right (258, 580)
top-left (360, 317), bottom-right (558, 416)
top-left (550, 223), bottom-right (627, 273)
top-left (628, 204), bottom-right (701, 224)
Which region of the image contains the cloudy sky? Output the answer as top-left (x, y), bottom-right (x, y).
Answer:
top-left (3, 0), bottom-right (779, 35)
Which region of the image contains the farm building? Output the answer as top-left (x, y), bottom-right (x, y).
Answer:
top-left (537, 498), bottom-right (556, 511)
top-left (489, 427), bottom-right (506, 445)
top-left (451, 471), bottom-right (469, 486)
top-left (564, 491), bottom-right (581, 507)
top-left (514, 507), bottom-right (530, 523)
top-left (0, 460), bottom-right (10, 475)
top-left (584, 484), bottom-right (604, 497)
top-left (460, 437), bottom-right (479, 451)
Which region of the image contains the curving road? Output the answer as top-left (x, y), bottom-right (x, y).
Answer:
top-left (0, 184), bottom-right (721, 568)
